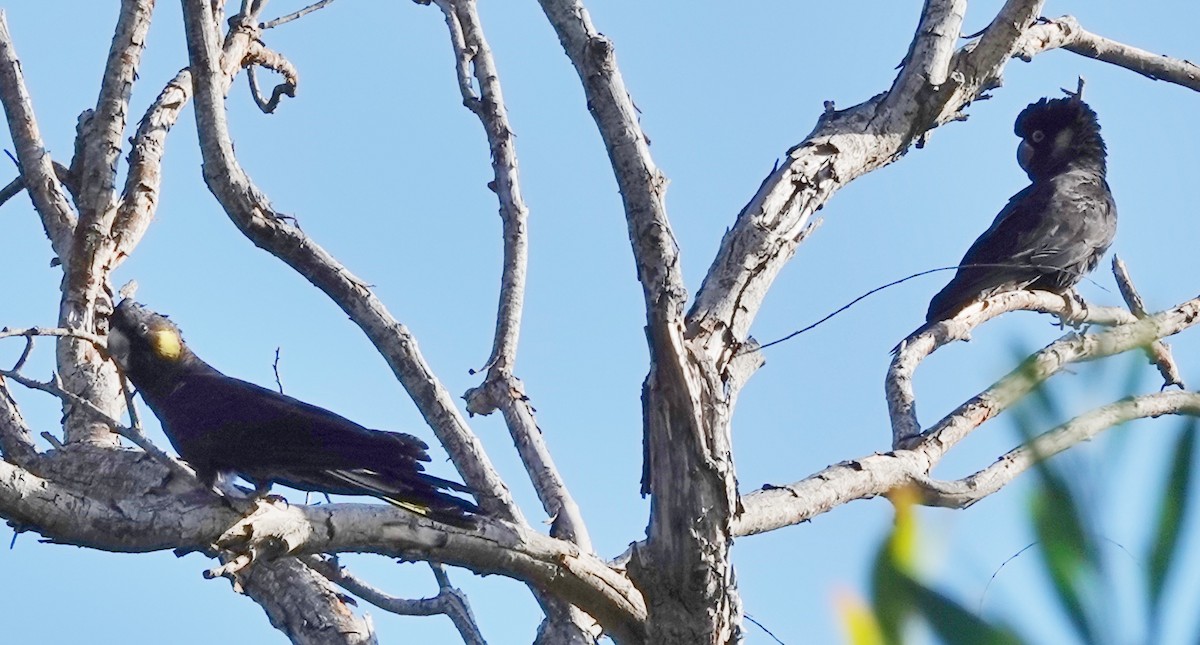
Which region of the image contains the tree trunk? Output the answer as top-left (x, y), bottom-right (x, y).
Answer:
top-left (631, 326), bottom-right (743, 644)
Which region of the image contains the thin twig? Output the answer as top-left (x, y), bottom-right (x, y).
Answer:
top-left (272, 347), bottom-right (284, 394)
top-left (1112, 255), bottom-right (1184, 389)
top-left (10, 336), bottom-right (33, 372)
top-left (0, 161), bottom-right (77, 211)
top-left (0, 366), bottom-right (194, 481)
top-left (260, 0), bottom-right (338, 30)
top-left (245, 42), bottom-right (298, 114)
top-left (432, 0), bottom-right (529, 375)
top-left (180, 0), bottom-right (520, 522)
top-left (305, 556), bottom-right (488, 645)
top-left (119, 375), bottom-right (144, 438)
top-left (0, 326), bottom-right (108, 350)
top-left (917, 390), bottom-right (1200, 507)
top-left (433, 0), bottom-right (591, 552)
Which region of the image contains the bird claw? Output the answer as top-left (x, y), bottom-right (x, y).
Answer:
top-left (257, 493), bottom-right (290, 507)
top-left (1055, 290), bottom-right (1089, 328)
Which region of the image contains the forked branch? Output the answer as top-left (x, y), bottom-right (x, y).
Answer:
top-left (432, 0), bottom-right (593, 555)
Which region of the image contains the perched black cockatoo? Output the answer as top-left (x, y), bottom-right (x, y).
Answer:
top-left (106, 299), bottom-right (479, 524)
top-left (923, 96), bottom-right (1117, 324)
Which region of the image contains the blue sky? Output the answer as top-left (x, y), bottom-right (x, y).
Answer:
top-left (2, 2), bottom-right (1198, 643)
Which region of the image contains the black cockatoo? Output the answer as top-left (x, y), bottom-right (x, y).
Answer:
top-left (924, 96), bottom-right (1117, 324)
top-left (106, 299), bottom-right (479, 524)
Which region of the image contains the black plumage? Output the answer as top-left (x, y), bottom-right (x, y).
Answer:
top-left (924, 96), bottom-right (1117, 323)
top-left (106, 299), bottom-right (479, 524)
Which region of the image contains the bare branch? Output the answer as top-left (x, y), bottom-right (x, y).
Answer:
top-left (433, 0), bottom-right (593, 560)
top-left (892, 0), bottom-right (966, 91)
top-left (536, 0), bottom-right (684, 335)
top-left (260, 0), bottom-right (338, 30)
top-left (1016, 15), bottom-right (1200, 92)
top-left (919, 390), bottom-right (1200, 507)
top-left (688, 0), bottom-right (1048, 350)
top-left (55, 0), bottom-right (157, 447)
top-left (179, 0), bottom-right (519, 520)
top-left (0, 325), bottom-right (108, 349)
top-left (432, 0), bottom-right (529, 376)
top-left (308, 557), bottom-right (487, 645)
top-left (240, 558), bottom-right (378, 645)
top-left (113, 69), bottom-right (190, 260)
top-left (0, 10), bottom-right (78, 259)
top-left (734, 451), bottom-right (919, 538)
top-left (886, 291), bottom-right (1137, 443)
top-left (1112, 256), bottom-right (1184, 389)
top-left (75, 0), bottom-right (155, 232)
top-left (0, 174), bottom-right (22, 207)
top-left (464, 376), bottom-right (591, 549)
top-left (959, 0), bottom-right (1045, 79)
top-left (737, 293), bottom-right (1200, 537)
top-left (0, 162), bottom-right (79, 212)
top-left (0, 364), bottom-right (195, 482)
top-left (245, 41), bottom-right (298, 114)
top-left (213, 504), bottom-right (645, 642)
top-left (890, 294), bottom-right (1200, 456)
top-left (0, 448), bottom-right (646, 643)
top-left (428, 5), bottom-right (601, 639)
top-left (115, 20), bottom-right (265, 263)
top-left (0, 377), bottom-right (37, 465)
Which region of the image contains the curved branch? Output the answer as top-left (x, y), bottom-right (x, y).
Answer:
top-left (1112, 256), bottom-right (1184, 389)
top-left (736, 293), bottom-right (1200, 537)
top-left (179, 1), bottom-right (519, 520)
top-left (886, 290), bottom-right (1136, 443)
top-left (536, 0), bottom-right (684, 334)
top-left (894, 295), bottom-right (1200, 459)
top-left (0, 11), bottom-right (77, 260)
top-left (434, 0), bottom-right (592, 555)
top-left (245, 41), bottom-right (298, 114)
top-left (0, 449), bottom-right (646, 643)
top-left (433, 0), bottom-right (528, 377)
top-left (308, 557), bottom-right (486, 645)
top-left (688, 0), bottom-right (1048, 348)
top-left (115, 4), bottom-right (269, 263)
top-left (919, 390), bottom-right (1200, 507)
top-left (75, 0), bottom-right (155, 229)
top-left (1016, 15), bottom-right (1200, 92)
top-left (112, 69), bottom-right (189, 260)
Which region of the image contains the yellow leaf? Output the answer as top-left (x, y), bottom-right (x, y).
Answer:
top-left (834, 588), bottom-right (886, 645)
top-left (886, 485), bottom-right (921, 574)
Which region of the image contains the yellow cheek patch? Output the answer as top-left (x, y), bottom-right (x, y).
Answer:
top-left (150, 329), bottom-right (182, 361)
